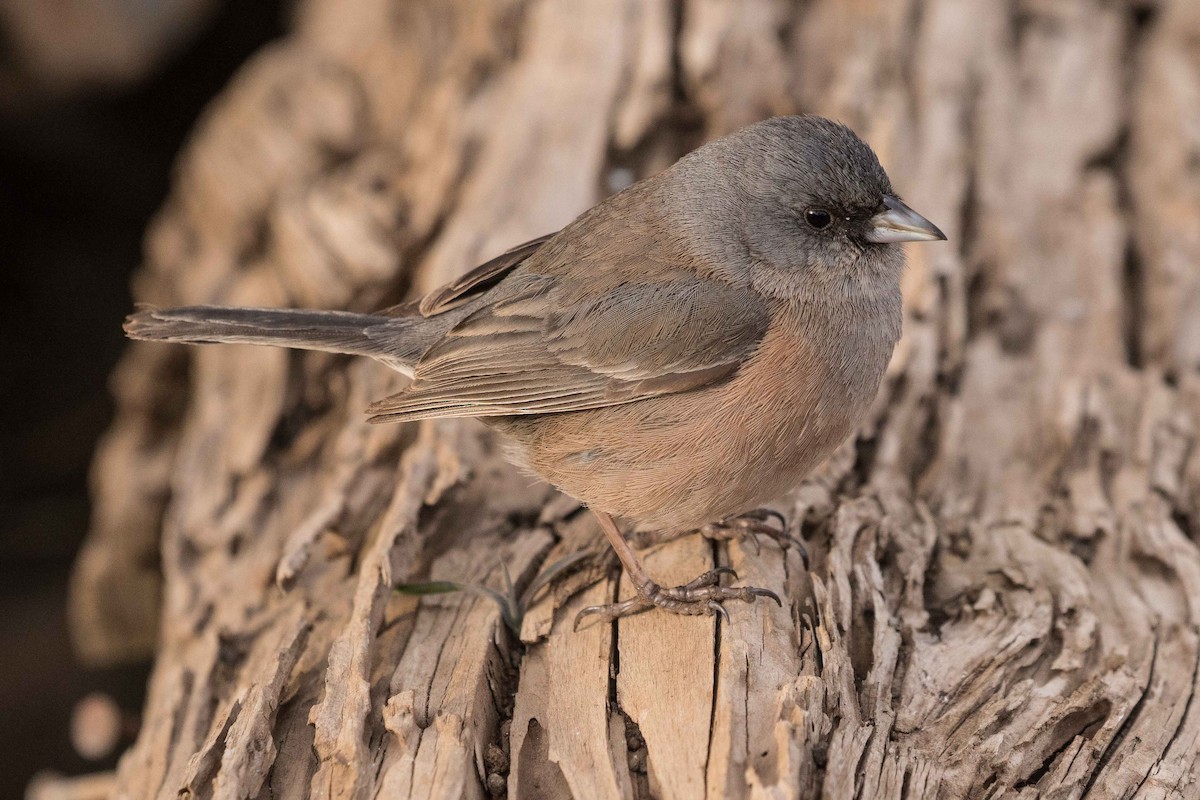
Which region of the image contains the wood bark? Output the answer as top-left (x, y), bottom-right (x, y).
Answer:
top-left (71, 0), bottom-right (1200, 797)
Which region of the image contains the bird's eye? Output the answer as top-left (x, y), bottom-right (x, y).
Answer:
top-left (805, 208), bottom-right (833, 230)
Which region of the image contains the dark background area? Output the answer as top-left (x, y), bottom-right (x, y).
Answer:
top-left (0, 3), bottom-right (284, 794)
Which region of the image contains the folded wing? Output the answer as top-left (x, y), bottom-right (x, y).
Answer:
top-left (365, 267), bottom-right (769, 423)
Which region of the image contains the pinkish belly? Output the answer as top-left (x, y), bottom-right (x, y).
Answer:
top-left (488, 308), bottom-right (891, 532)
top-left (490, 373), bottom-right (864, 532)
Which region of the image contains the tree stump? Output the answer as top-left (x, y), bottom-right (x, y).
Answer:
top-left (72, 0), bottom-right (1200, 797)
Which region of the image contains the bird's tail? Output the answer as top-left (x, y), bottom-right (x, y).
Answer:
top-left (124, 306), bottom-right (422, 374)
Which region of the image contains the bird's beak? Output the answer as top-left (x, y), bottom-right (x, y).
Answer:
top-left (864, 195), bottom-right (947, 243)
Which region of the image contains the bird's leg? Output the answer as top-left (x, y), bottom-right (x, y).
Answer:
top-left (699, 508), bottom-right (808, 566)
top-left (574, 510), bottom-right (781, 630)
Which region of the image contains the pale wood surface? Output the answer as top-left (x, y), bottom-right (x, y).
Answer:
top-left (73, 0), bottom-right (1200, 797)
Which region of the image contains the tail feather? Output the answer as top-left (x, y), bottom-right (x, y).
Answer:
top-left (124, 306), bottom-right (422, 374)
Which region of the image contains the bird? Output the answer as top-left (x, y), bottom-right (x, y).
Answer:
top-left (125, 115), bottom-right (946, 627)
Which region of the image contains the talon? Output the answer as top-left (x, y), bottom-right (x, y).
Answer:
top-left (701, 509), bottom-right (796, 555)
top-left (570, 573), bottom-right (782, 627)
top-left (708, 600), bottom-right (730, 624)
top-left (574, 604), bottom-right (609, 631)
top-left (573, 608), bottom-right (594, 632)
top-left (573, 513), bottom-right (784, 628)
top-left (667, 568), bottom-right (736, 597)
top-left (754, 588), bottom-right (783, 606)
top-left (739, 508), bottom-right (787, 530)
top-left (573, 596), bottom-right (653, 630)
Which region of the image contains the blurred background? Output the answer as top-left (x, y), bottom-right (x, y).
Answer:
top-left (0, 2), bottom-right (285, 794)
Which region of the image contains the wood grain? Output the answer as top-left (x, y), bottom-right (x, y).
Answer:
top-left (72, 0), bottom-right (1200, 796)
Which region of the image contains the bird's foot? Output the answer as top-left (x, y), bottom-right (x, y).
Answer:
top-left (699, 509), bottom-right (807, 564)
top-left (573, 567), bottom-right (780, 629)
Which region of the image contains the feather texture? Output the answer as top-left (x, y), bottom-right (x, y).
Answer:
top-left (365, 258), bottom-right (770, 422)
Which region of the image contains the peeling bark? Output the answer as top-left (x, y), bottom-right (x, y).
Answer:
top-left (74, 0), bottom-right (1200, 797)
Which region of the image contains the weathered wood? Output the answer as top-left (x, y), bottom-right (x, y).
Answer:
top-left (73, 0), bottom-right (1200, 797)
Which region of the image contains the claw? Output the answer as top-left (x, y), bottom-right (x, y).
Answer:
top-left (576, 509), bottom-right (790, 630)
top-left (574, 606), bottom-right (604, 632)
top-left (754, 588), bottom-right (783, 606)
top-left (573, 608), bottom-right (594, 632)
top-left (574, 596), bottom-right (652, 631)
top-left (747, 508), bottom-right (787, 530)
top-left (571, 572), bottom-right (782, 629)
top-left (703, 566), bottom-right (738, 582)
top-left (701, 509), bottom-right (799, 559)
top-left (730, 510), bottom-right (810, 568)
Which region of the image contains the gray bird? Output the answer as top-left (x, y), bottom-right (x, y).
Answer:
top-left (125, 115), bottom-right (946, 625)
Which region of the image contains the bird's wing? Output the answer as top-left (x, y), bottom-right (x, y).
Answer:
top-left (364, 267), bottom-right (770, 423)
top-left (374, 233), bottom-right (557, 318)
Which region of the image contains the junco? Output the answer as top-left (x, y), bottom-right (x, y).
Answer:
top-left (126, 115), bottom-right (945, 626)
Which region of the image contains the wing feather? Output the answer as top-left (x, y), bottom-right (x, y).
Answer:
top-left (364, 264), bottom-right (769, 424)
top-left (416, 234), bottom-right (556, 316)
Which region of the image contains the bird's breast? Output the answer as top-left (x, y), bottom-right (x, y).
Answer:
top-left (493, 298), bottom-right (897, 532)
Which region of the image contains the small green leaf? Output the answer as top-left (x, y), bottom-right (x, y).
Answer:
top-left (394, 581), bottom-right (464, 596)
